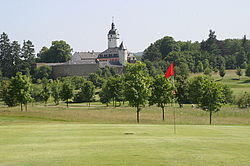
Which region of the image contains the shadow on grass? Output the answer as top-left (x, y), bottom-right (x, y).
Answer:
top-left (237, 79), bottom-right (250, 84)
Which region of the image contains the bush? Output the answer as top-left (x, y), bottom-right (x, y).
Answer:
top-left (236, 92), bottom-right (250, 108)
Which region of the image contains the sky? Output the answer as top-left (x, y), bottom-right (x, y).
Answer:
top-left (0, 0), bottom-right (250, 53)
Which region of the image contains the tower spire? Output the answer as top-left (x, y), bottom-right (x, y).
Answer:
top-left (111, 16), bottom-right (115, 29)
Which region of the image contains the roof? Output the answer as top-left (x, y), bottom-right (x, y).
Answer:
top-left (99, 47), bottom-right (120, 55)
top-left (108, 22), bottom-right (118, 35)
top-left (74, 52), bottom-right (100, 60)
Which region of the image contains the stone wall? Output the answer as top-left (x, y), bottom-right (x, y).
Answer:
top-left (52, 63), bottom-right (98, 78)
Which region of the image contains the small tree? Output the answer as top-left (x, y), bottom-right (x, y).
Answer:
top-left (149, 75), bottom-right (174, 121)
top-left (51, 79), bottom-right (61, 105)
top-left (99, 82), bottom-right (112, 106)
top-left (191, 76), bottom-right (225, 125)
top-left (219, 66), bottom-right (226, 79)
top-left (236, 67), bottom-right (242, 80)
top-left (204, 67), bottom-right (212, 76)
top-left (40, 78), bottom-right (51, 106)
top-left (33, 65), bottom-right (52, 80)
top-left (81, 81), bottom-right (95, 106)
top-left (124, 62), bottom-right (151, 123)
top-left (246, 64), bottom-right (250, 77)
top-left (236, 92), bottom-right (250, 108)
top-left (7, 72), bottom-right (33, 111)
top-left (60, 81), bottom-right (74, 107)
top-left (1, 80), bottom-right (18, 107)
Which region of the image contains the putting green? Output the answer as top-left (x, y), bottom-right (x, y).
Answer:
top-left (0, 124), bottom-right (249, 166)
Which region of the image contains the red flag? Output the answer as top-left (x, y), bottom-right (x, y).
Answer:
top-left (165, 63), bottom-right (174, 78)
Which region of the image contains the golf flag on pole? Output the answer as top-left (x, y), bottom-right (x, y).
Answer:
top-left (165, 63), bottom-right (174, 79)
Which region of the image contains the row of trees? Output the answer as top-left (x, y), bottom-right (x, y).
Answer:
top-left (0, 62), bottom-right (233, 124)
top-left (0, 33), bottom-right (35, 78)
top-left (0, 32), bottom-right (73, 79)
top-left (142, 30), bottom-right (250, 77)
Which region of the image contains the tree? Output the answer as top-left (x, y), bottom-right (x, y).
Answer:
top-left (246, 64), bottom-right (250, 77)
top-left (60, 81), bottom-right (74, 107)
top-left (51, 79), bottom-right (61, 105)
top-left (124, 61), bottom-right (151, 123)
top-left (88, 73), bottom-right (104, 88)
top-left (7, 72), bottom-right (32, 111)
top-left (149, 75), bottom-right (174, 121)
top-left (235, 49), bottom-right (247, 68)
top-left (175, 76), bottom-right (189, 108)
top-left (34, 65), bottom-right (52, 80)
top-left (236, 67), bottom-right (242, 80)
top-left (1, 80), bottom-right (18, 107)
top-left (174, 62), bottom-right (190, 79)
top-left (80, 81), bottom-right (95, 106)
top-left (204, 67), bottom-right (212, 76)
top-left (21, 40), bottom-right (35, 74)
top-left (40, 78), bottom-right (51, 106)
top-left (219, 66), bottom-right (226, 79)
top-left (236, 92), bottom-right (250, 108)
top-left (99, 81), bottom-right (112, 106)
top-left (37, 40), bottom-right (72, 63)
top-left (188, 75), bottom-right (211, 104)
top-left (189, 76), bottom-right (225, 124)
top-left (0, 33), bottom-right (11, 75)
top-left (196, 61), bottom-right (204, 73)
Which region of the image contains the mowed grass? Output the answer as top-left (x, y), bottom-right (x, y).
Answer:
top-left (191, 69), bottom-right (250, 96)
top-left (0, 123), bottom-right (249, 166)
top-left (0, 103), bottom-right (249, 125)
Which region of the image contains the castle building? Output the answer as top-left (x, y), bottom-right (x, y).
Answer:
top-left (37, 21), bottom-right (136, 78)
top-left (96, 22), bottom-right (136, 66)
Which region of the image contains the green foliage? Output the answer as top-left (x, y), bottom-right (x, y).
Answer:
top-left (34, 65), bottom-right (52, 80)
top-left (60, 81), bottom-right (74, 107)
top-left (236, 67), bottom-right (242, 79)
top-left (88, 73), bottom-right (104, 88)
top-left (74, 81), bottom-right (95, 105)
top-left (37, 40), bottom-right (72, 63)
top-left (204, 67), bottom-right (212, 76)
top-left (149, 75), bottom-right (174, 120)
top-left (51, 79), bottom-right (61, 105)
top-left (2, 72), bottom-right (33, 111)
top-left (124, 61), bottom-right (151, 123)
top-left (39, 78), bottom-right (51, 105)
top-left (1, 80), bottom-right (18, 107)
top-left (196, 61), bottom-right (204, 73)
top-left (246, 64), bottom-right (250, 77)
top-left (236, 92), bottom-right (250, 108)
top-left (174, 62), bottom-right (190, 79)
top-left (175, 76), bottom-right (190, 107)
top-left (189, 76), bottom-right (225, 124)
top-left (21, 40), bottom-right (35, 74)
top-left (219, 66), bottom-right (226, 78)
top-left (99, 82), bottom-right (112, 106)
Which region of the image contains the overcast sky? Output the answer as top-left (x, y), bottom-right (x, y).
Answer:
top-left (1, 0), bottom-right (250, 53)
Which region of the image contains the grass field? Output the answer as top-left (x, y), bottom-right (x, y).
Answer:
top-left (191, 69), bottom-right (250, 96)
top-left (0, 122), bottom-right (249, 166)
top-left (0, 69), bottom-right (249, 166)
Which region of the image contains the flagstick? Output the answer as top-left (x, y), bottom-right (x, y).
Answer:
top-left (172, 76), bottom-right (176, 134)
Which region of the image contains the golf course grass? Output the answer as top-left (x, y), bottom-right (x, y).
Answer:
top-left (0, 69), bottom-right (249, 166)
top-left (0, 122), bottom-right (249, 166)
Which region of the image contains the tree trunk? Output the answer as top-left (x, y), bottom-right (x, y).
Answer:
top-left (89, 102), bottom-right (90, 107)
top-left (20, 104), bottom-right (23, 111)
top-left (209, 110), bottom-right (212, 125)
top-left (162, 107), bottom-right (165, 121)
top-left (136, 107), bottom-right (140, 124)
top-left (67, 99), bottom-right (69, 108)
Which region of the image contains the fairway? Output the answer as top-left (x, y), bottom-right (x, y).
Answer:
top-left (0, 123), bottom-right (249, 166)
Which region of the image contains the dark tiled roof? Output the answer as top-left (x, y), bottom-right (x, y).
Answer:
top-left (74, 52), bottom-right (100, 60)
